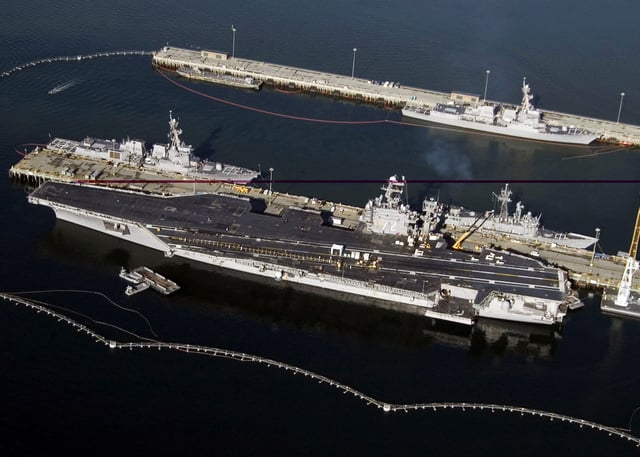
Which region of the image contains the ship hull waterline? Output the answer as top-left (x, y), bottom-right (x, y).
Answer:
top-left (401, 109), bottom-right (600, 145)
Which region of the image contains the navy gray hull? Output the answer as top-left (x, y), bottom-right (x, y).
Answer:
top-left (28, 178), bottom-right (578, 327)
top-left (402, 78), bottom-right (601, 145)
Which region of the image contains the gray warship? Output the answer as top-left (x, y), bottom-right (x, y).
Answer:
top-left (444, 183), bottom-right (598, 249)
top-left (45, 111), bottom-right (260, 183)
top-left (402, 78), bottom-right (601, 145)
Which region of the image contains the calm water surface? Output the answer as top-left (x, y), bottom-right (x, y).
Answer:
top-left (1, 1), bottom-right (640, 455)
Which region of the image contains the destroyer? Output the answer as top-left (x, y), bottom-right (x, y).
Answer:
top-left (444, 183), bottom-right (598, 249)
top-left (402, 78), bottom-right (601, 145)
top-left (44, 111), bottom-right (260, 182)
top-left (26, 175), bottom-right (577, 327)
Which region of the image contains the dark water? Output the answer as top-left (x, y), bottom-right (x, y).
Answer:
top-left (2, 1), bottom-right (640, 455)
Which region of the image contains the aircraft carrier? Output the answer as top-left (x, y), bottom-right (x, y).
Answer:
top-left (27, 175), bottom-right (577, 327)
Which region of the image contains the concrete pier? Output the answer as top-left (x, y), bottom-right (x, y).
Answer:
top-left (448, 228), bottom-right (640, 294)
top-left (10, 144), bottom-right (639, 302)
top-left (152, 46), bottom-right (640, 146)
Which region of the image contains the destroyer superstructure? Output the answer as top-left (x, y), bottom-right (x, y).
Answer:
top-left (402, 79), bottom-right (601, 145)
top-left (44, 111), bottom-right (259, 182)
top-left (444, 184), bottom-right (598, 249)
top-left (27, 175), bottom-right (577, 327)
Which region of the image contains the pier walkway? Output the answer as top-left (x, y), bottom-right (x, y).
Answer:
top-left (152, 46), bottom-right (640, 145)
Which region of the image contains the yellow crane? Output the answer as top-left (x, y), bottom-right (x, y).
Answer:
top-left (615, 208), bottom-right (640, 306)
top-left (452, 210), bottom-right (493, 251)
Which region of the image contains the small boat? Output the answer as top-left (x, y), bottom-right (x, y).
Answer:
top-left (125, 282), bottom-right (150, 296)
top-left (119, 266), bottom-right (180, 295)
top-left (119, 266), bottom-right (144, 284)
top-left (132, 266), bottom-right (180, 295)
top-left (48, 79), bottom-right (80, 95)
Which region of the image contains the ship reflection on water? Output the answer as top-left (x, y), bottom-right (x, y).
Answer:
top-left (469, 319), bottom-right (558, 359)
top-left (418, 314), bottom-right (558, 360)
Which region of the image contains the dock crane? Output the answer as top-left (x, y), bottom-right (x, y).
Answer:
top-left (452, 210), bottom-right (494, 251)
top-left (615, 208), bottom-right (640, 306)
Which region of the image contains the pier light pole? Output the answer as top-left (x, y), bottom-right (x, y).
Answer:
top-left (269, 167), bottom-right (274, 205)
top-left (590, 227), bottom-right (601, 269)
top-left (617, 92), bottom-right (625, 124)
top-left (231, 25), bottom-right (236, 58)
top-left (351, 48), bottom-right (357, 79)
top-left (483, 70), bottom-right (490, 102)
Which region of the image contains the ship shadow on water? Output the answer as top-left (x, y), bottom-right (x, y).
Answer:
top-left (192, 126), bottom-right (222, 160)
top-left (39, 220), bottom-right (559, 358)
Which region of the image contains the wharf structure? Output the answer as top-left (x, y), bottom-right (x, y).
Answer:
top-left (152, 46), bottom-right (640, 146)
top-left (10, 146), bottom-right (640, 297)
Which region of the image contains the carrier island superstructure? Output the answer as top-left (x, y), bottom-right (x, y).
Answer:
top-left (26, 173), bottom-right (577, 328)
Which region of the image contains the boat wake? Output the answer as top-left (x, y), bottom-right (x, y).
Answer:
top-left (48, 78), bottom-right (82, 95)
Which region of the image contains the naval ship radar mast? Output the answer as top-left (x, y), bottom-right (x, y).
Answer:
top-left (167, 110), bottom-right (184, 151)
top-left (493, 184), bottom-right (512, 222)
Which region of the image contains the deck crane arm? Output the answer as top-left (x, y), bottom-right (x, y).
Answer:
top-left (452, 210), bottom-right (494, 250)
top-left (627, 208), bottom-right (640, 259)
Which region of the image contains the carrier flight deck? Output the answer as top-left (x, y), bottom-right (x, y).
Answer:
top-left (28, 178), bottom-right (574, 327)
